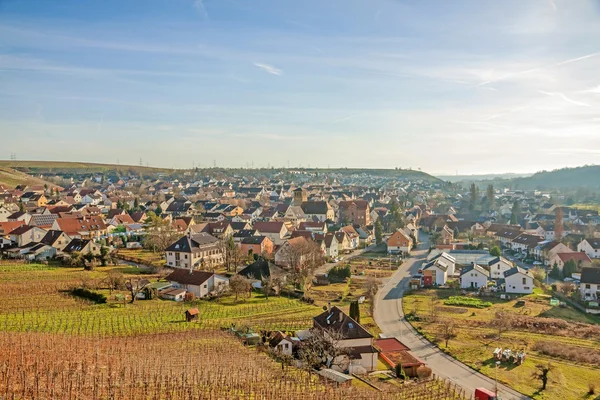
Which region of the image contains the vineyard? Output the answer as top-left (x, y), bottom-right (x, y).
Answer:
top-left (0, 330), bottom-right (469, 399)
top-left (0, 263), bottom-right (472, 399)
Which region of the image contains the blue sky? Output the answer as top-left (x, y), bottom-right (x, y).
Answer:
top-left (1, 0), bottom-right (599, 174)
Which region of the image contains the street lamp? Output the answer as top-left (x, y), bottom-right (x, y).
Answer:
top-left (495, 360), bottom-right (501, 395)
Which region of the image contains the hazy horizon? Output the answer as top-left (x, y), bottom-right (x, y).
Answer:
top-left (2, 0), bottom-right (600, 173)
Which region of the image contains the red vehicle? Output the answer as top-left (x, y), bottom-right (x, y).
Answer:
top-left (474, 387), bottom-right (498, 400)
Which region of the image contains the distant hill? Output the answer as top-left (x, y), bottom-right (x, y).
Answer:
top-left (0, 160), bottom-right (171, 176)
top-left (0, 166), bottom-right (57, 188)
top-left (438, 173), bottom-right (532, 183)
top-left (505, 165), bottom-right (600, 190)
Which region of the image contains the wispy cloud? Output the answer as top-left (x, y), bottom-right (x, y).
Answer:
top-left (253, 62), bottom-right (282, 76)
top-left (478, 52), bottom-right (600, 86)
top-left (548, 0), bottom-right (557, 11)
top-left (232, 132), bottom-right (298, 140)
top-left (582, 85), bottom-right (600, 95)
top-left (538, 90), bottom-right (591, 107)
top-left (331, 114), bottom-right (360, 124)
top-left (193, 0), bottom-right (209, 19)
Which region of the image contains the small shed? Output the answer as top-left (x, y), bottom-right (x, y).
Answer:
top-left (316, 368), bottom-right (354, 387)
top-left (185, 308), bottom-right (199, 322)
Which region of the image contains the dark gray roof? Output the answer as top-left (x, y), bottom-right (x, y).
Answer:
top-left (241, 235), bottom-right (268, 245)
top-left (583, 238), bottom-right (600, 249)
top-left (165, 233), bottom-right (218, 252)
top-left (300, 201), bottom-right (330, 215)
top-left (63, 238), bottom-right (91, 253)
top-left (165, 269), bottom-right (216, 286)
top-left (581, 267), bottom-right (600, 284)
top-left (238, 258), bottom-right (271, 280)
top-left (504, 266), bottom-right (531, 278)
top-left (313, 306), bottom-right (372, 340)
top-left (460, 264), bottom-right (490, 277)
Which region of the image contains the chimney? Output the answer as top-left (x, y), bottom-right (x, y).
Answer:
top-left (327, 302), bottom-right (331, 313)
top-left (338, 311), bottom-right (343, 323)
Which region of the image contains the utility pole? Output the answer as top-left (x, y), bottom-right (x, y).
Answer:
top-left (213, 159), bottom-right (216, 168)
top-left (139, 158), bottom-right (143, 166)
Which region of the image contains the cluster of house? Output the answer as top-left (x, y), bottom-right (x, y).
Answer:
top-left (267, 305), bottom-right (425, 379)
top-left (0, 172), bottom-right (427, 264)
top-left (420, 251), bottom-right (536, 294)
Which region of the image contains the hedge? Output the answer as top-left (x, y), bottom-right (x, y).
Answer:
top-left (71, 288), bottom-right (107, 304)
top-left (444, 296), bottom-right (492, 308)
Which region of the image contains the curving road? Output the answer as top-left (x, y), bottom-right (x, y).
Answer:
top-left (373, 232), bottom-right (530, 400)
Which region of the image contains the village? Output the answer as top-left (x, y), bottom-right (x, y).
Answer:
top-left (0, 167), bottom-right (599, 399)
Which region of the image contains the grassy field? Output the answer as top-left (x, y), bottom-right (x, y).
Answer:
top-left (572, 203), bottom-right (600, 213)
top-left (403, 289), bottom-right (600, 400)
top-left (0, 166), bottom-right (57, 188)
top-left (0, 160), bottom-right (172, 174)
top-left (116, 248), bottom-right (166, 268)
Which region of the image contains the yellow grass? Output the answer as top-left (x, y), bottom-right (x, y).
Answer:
top-left (403, 290), bottom-right (600, 400)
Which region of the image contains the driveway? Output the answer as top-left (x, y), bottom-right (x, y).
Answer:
top-left (374, 233), bottom-right (530, 400)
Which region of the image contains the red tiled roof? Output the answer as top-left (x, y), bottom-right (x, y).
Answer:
top-left (557, 252), bottom-right (592, 263)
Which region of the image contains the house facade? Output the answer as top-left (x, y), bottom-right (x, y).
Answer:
top-left (165, 233), bottom-right (222, 269)
top-left (386, 230), bottom-right (412, 254)
top-left (165, 269), bottom-right (229, 298)
top-left (580, 267), bottom-right (600, 302)
top-left (578, 238), bottom-right (600, 259)
top-left (460, 264), bottom-right (489, 289)
top-left (504, 267), bottom-right (534, 294)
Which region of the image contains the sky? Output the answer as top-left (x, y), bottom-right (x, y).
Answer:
top-left (1, 0), bottom-right (600, 175)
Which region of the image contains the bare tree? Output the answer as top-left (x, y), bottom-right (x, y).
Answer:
top-left (144, 212), bottom-right (180, 252)
top-left (365, 278), bottom-right (379, 314)
top-left (105, 270), bottom-right (125, 294)
top-left (261, 277), bottom-right (274, 300)
top-left (492, 312), bottom-right (513, 340)
top-left (229, 274), bottom-right (252, 302)
top-left (218, 236), bottom-right (246, 273)
top-left (437, 319), bottom-right (457, 348)
top-left (298, 327), bottom-right (351, 371)
top-left (558, 281), bottom-right (575, 296)
top-left (125, 278), bottom-right (150, 304)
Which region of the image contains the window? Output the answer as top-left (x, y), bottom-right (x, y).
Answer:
top-left (184, 254), bottom-right (188, 259)
top-left (586, 284), bottom-right (591, 289)
top-left (522, 277), bottom-right (526, 284)
top-left (203, 284), bottom-right (207, 289)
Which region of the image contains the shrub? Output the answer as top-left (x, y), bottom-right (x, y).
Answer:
top-left (328, 265), bottom-right (351, 283)
top-left (444, 296), bottom-right (492, 308)
top-left (184, 292), bottom-right (195, 302)
top-left (416, 365), bottom-right (432, 379)
top-left (533, 341), bottom-right (600, 366)
top-left (71, 288), bottom-right (107, 304)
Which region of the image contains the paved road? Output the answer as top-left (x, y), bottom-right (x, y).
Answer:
top-left (374, 233), bottom-right (530, 400)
